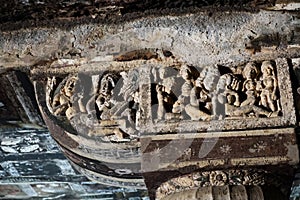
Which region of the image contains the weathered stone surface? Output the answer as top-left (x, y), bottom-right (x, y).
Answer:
top-left (141, 128), bottom-right (298, 173)
top-left (21, 7), bottom-right (299, 200)
top-left (34, 78), bottom-right (146, 189)
top-left (1, 1), bottom-right (299, 199)
top-left (1, 146), bottom-right (18, 153)
top-left (159, 185), bottom-right (270, 200)
top-left (154, 167), bottom-right (295, 199)
top-left (0, 0), bottom-right (284, 31)
top-left (0, 10), bottom-right (298, 71)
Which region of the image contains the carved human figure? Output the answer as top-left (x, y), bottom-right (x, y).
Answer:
top-left (110, 70), bottom-right (140, 126)
top-left (215, 70), bottom-right (276, 118)
top-left (241, 62), bottom-right (259, 107)
top-left (156, 67), bottom-right (177, 120)
top-left (214, 73), bottom-right (241, 119)
top-left (258, 61), bottom-right (279, 112)
top-left (172, 65), bottom-right (197, 114)
top-left (52, 75), bottom-right (78, 119)
top-left (70, 74), bottom-right (89, 114)
top-left (225, 94), bottom-right (275, 118)
top-left (86, 75), bottom-right (100, 117)
top-left (91, 73), bottom-right (118, 120)
top-left (185, 66), bottom-right (220, 120)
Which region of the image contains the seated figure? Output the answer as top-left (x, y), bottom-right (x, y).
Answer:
top-left (185, 66), bottom-right (220, 121)
top-left (156, 77), bottom-right (177, 120)
top-left (52, 75), bottom-right (78, 120)
top-left (172, 65), bottom-right (198, 116)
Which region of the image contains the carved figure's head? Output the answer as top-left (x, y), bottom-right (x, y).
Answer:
top-left (63, 75), bottom-right (78, 97)
top-left (227, 94), bottom-right (236, 105)
top-left (261, 61), bottom-right (274, 76)
top-left (217, 74), bottom-right (230, 91)
top-left (243, 62), bottom-right (258, 80)
top-left (163, 77), bottom-right (176, 93)
top-left (158, 67), bottom-right (176, 80)
top-left (198, 66), bottom-right (220, 91)
top-left (158, 67), bottom-right (168, 80)
top-left (99, 73), bottom-right (116, 97)
top-left (180, 65), bottom-right (192, 81)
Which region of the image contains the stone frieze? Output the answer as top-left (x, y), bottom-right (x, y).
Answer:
top-left (44, 51), bottom-right (296, 139)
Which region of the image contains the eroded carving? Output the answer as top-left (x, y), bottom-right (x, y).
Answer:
top-left (185, 65), bottom-right (219, 121)
top-left (94, 73), bottom-right (120, 120)
top-left (110, 70), bottom-right (140, 128)
top-left (156, 170), bottom-right (266, 199)
top-left (154, 66), bottom-right (178, 121)
top-left (259, 61), bottom-right (280, 112)
top-left (51, 75), bottom-right (78, 120)
top-left (46, 57), bottom-right (287, 138)
top-left (47, 69), bottom-right (140, 141)
top-left (152, 60), bottom-right (281, 122)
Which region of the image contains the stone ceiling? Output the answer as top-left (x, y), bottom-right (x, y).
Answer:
top-left (0, 0), bottom-right (277, 31)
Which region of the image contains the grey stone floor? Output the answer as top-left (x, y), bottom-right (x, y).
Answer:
top-left (0, 125), bottom-right (149, 200)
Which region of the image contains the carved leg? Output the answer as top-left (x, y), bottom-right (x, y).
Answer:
top-left (267, 95), bottom-right (276, 112)
top-left (260, 94), bottom-right (268, 110)
top-left (185, 104), bottom-right (210, 121)
top-left (157, 102), bottom-right (165, 120)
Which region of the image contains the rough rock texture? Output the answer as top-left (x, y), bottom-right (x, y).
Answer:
top-left (0, 10), bottom-right (299, 70)
top-left (1, 1), bottom-right (300, 200)
top-left (0, 0), bottom-right (277, 30)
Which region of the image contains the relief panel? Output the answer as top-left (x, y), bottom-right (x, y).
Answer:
top-left (142, 58), bottom-right (296, 134)
top-left (46, 69), bottom-right (141, 142)
top-left (43, 51), bottom-right (296, 139)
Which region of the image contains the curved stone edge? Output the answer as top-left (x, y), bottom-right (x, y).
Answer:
top-left (71, 163), bottom-right (146, 190)
top-left (34, 80), bottom-right (142, 161)
top-left (34, 80), bottom-right (145, 185)
top-left (60, 144), bottom-right (143, 178)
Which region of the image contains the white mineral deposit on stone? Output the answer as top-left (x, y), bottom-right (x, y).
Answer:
top-left (20, 144), bottom-right (39, 153)
top-left (1, 138), bottom-right (22, 146)
top-left (1, 146), bottom-right (18, 153)
top-left (91, 55), bottom-right (114, 62)
top-left (55, 160), bottom-right (76, 175)
top-left (18, 123), bottom-right (44, 129)
top-left (115, 169), bottom-right (132, 175)
top-left (271, 3), bottom-right (300, 10)
top-left (20, 0), bottom-right (29, 5)
top-left (17, 129), bottom-right (36, 133)
top-left (25, 136), bottom-right (40, 144)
